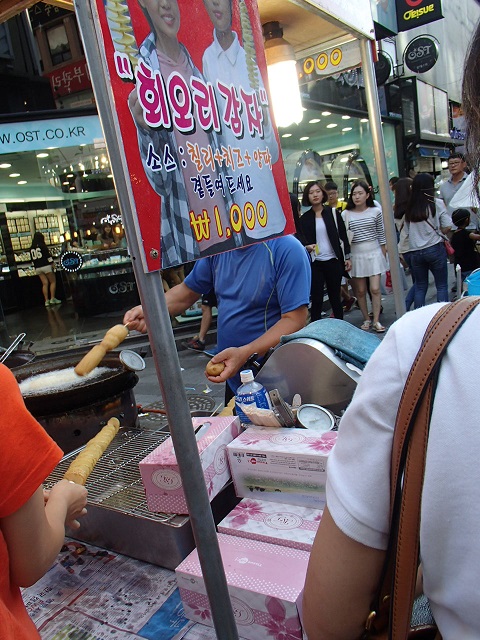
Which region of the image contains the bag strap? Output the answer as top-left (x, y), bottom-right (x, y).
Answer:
top-left (425, 217), bottom-right (448, 243)
top-left (368, 298), bottom-right (480, 639)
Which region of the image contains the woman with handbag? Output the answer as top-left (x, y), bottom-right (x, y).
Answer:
top-left (302, 298), bottom-right (480, 640)
top-left (344, 180), bottom-right (388, 332)
top-left (299, 181), bottom-right (351, 321)
top-left (404, 173), bottom-right (452, 308)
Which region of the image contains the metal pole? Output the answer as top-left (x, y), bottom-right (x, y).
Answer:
top-left (359, 39), bottom-right (406, 319)
top-left (73, 3), bottom-right (239, 638)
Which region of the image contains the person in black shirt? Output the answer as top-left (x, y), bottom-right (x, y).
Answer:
top-left (30, 232), bottom-right (61, 306)
top-left (451, 208), bottom-right (480, 281)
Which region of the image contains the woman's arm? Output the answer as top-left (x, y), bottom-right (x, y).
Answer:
top-left (303, 507), bottom-right (385, 640)
top-left (336, 211), bottom-right (351, 257)
top-left (1, 479), bottom-right (87, 587)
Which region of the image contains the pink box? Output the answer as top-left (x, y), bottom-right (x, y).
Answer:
top-left (139, 416), bottom-right (241, 514)
top-left (218, 498), bottom-right (322, 551)
top-left (227, 426), bottom-right (337, 509)
top-left (176, 533), bottom-right (309, 640)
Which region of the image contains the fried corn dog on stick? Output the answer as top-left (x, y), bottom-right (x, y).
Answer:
top-left (63, 417), bottom-right (121, 485)
top-left (74, 324), bottom-right (129, 376)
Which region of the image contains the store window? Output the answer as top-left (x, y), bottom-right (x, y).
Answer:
top-left (416, 80), bottom-right (449, 139)
top-left (279, 106), bottom-right (398, 201)
top-left (46, 22), bottom-right (72, 66)
top-left (0, 23), bottom-right (13, 60)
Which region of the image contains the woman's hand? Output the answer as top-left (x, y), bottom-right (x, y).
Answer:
top-left (47, 479), bottom-right (88, 530)
top-left (128, 90), bottom-right (148, 129)
top-left (306, 244), bottom-right (316, 253)
top-left (345, 259), bottom-right (352, 272)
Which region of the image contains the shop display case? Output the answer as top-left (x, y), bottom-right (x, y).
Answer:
top-left (65, 246), bottom-right (139, 316)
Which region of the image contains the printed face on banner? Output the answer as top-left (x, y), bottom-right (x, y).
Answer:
top-left (95, 0), bottom-right (294, 271)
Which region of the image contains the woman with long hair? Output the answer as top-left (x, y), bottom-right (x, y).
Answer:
top-left (30, 232), bottom-right (60, 306)
top-left (405, 173), bottom-right (452, 308)
top-left (99, 222), bottom-right (117, 249)
top-left (393, 177), bottom-right (415, 310)
top-left (299, 181), bottom-right (351, 321)
top-left (344, 180), bottom-right (387, 332)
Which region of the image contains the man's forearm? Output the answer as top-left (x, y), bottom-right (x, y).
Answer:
top-left (237, 307), bottom-right (308, 361)
top-left (165, 282), bottom-right (200, 317)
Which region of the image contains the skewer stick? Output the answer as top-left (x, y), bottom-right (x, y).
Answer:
top-left (74, 324), bottom-right (130, 376)
top-left (63, 417), bottom-right (120, 485)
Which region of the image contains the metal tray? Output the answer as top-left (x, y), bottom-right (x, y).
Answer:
top-left (46, 404), bottom-right (238, 570)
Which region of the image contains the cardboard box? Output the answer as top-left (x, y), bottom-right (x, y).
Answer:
top-left (139, 416), bottom-right (241, 514)
top-left (218, 498), bottom-right (322, 551)
top-left (227, 426), bottom-right (337, 509)
top-left (176, 533), bottom-right (309, 640)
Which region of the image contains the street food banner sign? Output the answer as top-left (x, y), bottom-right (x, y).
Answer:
top-left (90, 0), bottom-right (295, 272)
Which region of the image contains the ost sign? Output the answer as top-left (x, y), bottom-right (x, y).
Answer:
top-left (60, 251), bottom-right (83, 273)
top-left (404, 36), bottom-right (439, 74)
top-left (396, 0), bottom-right (443, 32)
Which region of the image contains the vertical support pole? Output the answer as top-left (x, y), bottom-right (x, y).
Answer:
top-left (73, 2), bottom-right (239, 638)
top-left (359, 39), bottom-right (406, 319)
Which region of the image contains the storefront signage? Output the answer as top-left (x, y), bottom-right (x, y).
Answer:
top-left (60, 251), bottom-right (83, 273)
top-left (46, 60), bottom-right (92, 98)
top-left (396, 0), bottom-right (443, 33)
top-left (100, 213), bottom-right (122, 225)
top-left (404, 36), bottom-right (439, 74)
top-left (306, 0), bottom-right (375, 39)
top-left (28, 3), bottom-right (70, 28)
top-left (299, 40), bottom-right (362, 81)
top-left (0, 115), bottom-right (104, 154)
top-left (88, 0), bottom-right (295, 271)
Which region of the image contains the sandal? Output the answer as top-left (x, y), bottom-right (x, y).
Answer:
top-left (361, 320), bottom-right (371, 331)
top-left (373, 322), bottom-right (386, 333)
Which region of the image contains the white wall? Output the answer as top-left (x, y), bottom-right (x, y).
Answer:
top-left (394, 0), bottom-right (480, 102)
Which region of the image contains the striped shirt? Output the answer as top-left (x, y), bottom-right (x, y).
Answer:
top-left (344, 207), bottom-right (386, 245)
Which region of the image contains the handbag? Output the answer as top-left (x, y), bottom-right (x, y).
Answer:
top-left (363, 297), bottom-right (480, 640)
top-left (425, 219), bottom-right (455, 257)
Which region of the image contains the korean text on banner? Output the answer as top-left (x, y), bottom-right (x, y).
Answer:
top-left (94, 0), bottom-right (295, 271)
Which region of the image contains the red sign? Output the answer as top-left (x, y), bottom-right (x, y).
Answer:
top-left (93, 0), bottom-right (294, 271)
top-left (46, 60), bottom-right (92, 97)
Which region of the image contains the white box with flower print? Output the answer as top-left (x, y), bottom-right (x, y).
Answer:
top-left (139, 415), bottom-right (241, 514)
top-left (176, 532), bottom-right (309, 640)
top-left (226, 426), bottom-right (337, 509)
top-left (218, 497), bottom-right (323, 551)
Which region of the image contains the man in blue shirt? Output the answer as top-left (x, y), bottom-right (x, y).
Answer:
top-left (124, 236), bottom-right (311, 396)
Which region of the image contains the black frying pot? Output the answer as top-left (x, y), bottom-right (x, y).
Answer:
top-left (14, 351), bottom-right (138, 417)
top-left (3, 350), bottom-right (36, 369)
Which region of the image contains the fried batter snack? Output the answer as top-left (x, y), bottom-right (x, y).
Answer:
top-left (74, 324), bottom-right (129, 376)
top-left (64, 417), bottom-right (120, 485)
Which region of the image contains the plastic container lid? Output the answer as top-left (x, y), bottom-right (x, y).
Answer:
top-left (239, 369), bottom-right (254, 383)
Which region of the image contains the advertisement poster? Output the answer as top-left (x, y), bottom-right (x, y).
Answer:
top-left (92, 0), bottom-right (294, 271)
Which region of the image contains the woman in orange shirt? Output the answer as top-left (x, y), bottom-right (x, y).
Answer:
top-left (0, 364), bottom-right (87, 639)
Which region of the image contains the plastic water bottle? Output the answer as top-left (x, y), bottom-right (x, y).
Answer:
top-left (235, 369), bottom-right (271, 424)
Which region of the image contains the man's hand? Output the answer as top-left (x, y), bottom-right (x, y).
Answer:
top-left (123, 305), bottom-right (147, 333)
top-left (205, 346), bottom-right (250, 384)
